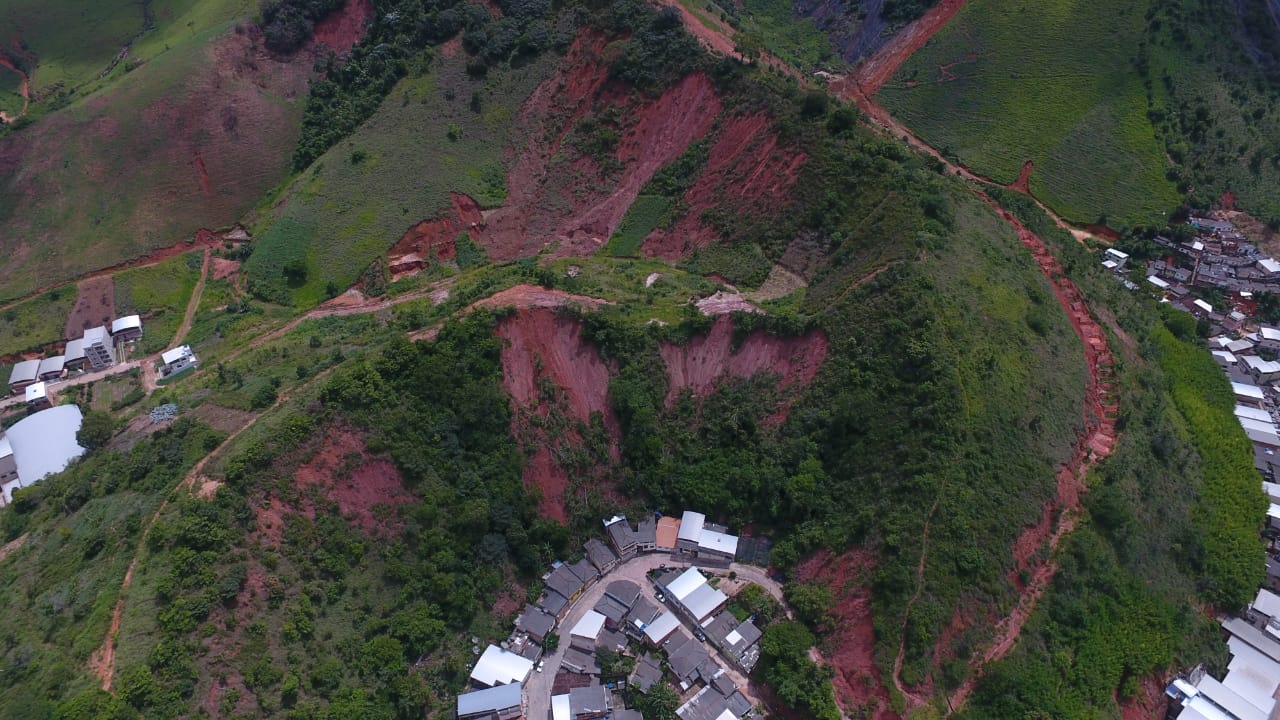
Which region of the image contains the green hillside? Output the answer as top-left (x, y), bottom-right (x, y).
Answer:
top-left (877, 0), bottom-right (1181, 228)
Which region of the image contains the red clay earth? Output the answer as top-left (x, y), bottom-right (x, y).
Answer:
top-left (210, 257), bottom-right (240, 281)
top-left (64, 275), bottom-right (115, 340)
top-left (851, 0), bottom-right (969, 96)
top-left (495, 307), bottom-right (622, 522)
top-left (292, 424), bottom-right (416, 535)
top-left (387, 192), bottom-right (483, 270)
top-left (1010, 160), bottom-right (1034, 193)
top-left (658, 314), bottom-right (828, 412)
top-left (793, 549), bottom-right (896, 720)
top-left (311, 0), bottom-right (374, 55)
top-left (1119, 674), bottom-right (1170, 720)
top-left (642, 114), bottom-right (807, 259)
top-left (477, 33), bottom-right (721, 261)
top-left (193, 153), bottom-right (212, 194)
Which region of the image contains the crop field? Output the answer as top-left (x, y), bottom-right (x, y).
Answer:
top-left (0, 288), bottom-right (77, 357)
top-left (0, 4), bottom-right (308, 302)
top-left (113, 251), bottom-right (202, 353)
top-left (876, 0), bottom-right (1181, 227)
top-left (245, 51), bottom-right (559, 307)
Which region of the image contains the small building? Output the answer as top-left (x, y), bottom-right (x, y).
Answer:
top-left (593, 595), bottom-right (629, 631)
top-left (568, 683), bottom-right (610, 720)
top-left (456, 682), bottom-right (522, 720)
top-left (568, 558), bottom-right (599, 587)
top-left (1234, 381), bottom-right (1266, 408)
top-left (604, 580), bottom-right (641, 609)
top-left (1213, 350), bottom-right (1238, 368)
top-left (642, 612), bottom-right (681, 648)
top-left (7, 359), bottom-right (39, 394)
top-left (546, 564), bottom-right (587, 605)
top-left (631, 654), bottom-right (664, 693)
top-left (36, 355), bottom-right (65, 381)
top-left (676, 511), bottom-right (706, 554)
top-left (1147, 275), bottom-right (1171, 290)
top-left (569, 610), bottom-right (607, 650)
top-left (1190, 298), bottom-right (1214, 317)
top-left (552, 694), bottom-right (571, 720)
top-left (1262, 327), bottom-right (1280, 353)
top-left (697, 529), bottom-right (738, 564)
top-left (538, 589), bottom-right (570, 621)
top-left (561, 647), bottom-right (600, 675)
top-left (605, 516), bottom-right (638, 559)
top-left (110, 315), bottom-right (143, 342)
top-left (1237, 405), bottom-right (1274, 424)
top-left (63, 338), bottom-right (87, 371)
top-left (469, 645), bottom-right (533, 688)
top-left (584, 538), bottom-right (619, 574)
top-left (597, 628), bottom-right (627, 654)
top-left (1103, 248), bottom-right (1129, 269)
top-left (662, 567), bottom-right (729, 625)
top-left (0, 436), bottom-right (17, 490)
top-left (1261, 258), bottom-right (1280, 275)
top-left (82, 326), bottom-right (116, 370)
top-left (24, 382), bottom-right (50, 410)
top-left (656, 516), bottom-right (681, 552)
top-left (515, 604), bottom-right (555, 645)
top-left (1241, 355), bottom-right (1280, 384)
top-left (159, 345), bottom-right (199, 378)
top-left (636, 515), bottom-right (658, 551)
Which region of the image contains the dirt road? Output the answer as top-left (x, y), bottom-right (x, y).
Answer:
top-left (170, 249), bottom-right (211, 347)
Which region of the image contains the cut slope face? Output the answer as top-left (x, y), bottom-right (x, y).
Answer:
top-left (659, 315), bottom-right (828, 410)
top-left (479, 34), bottom-right (722, 261)
top-left (496, 308), bottom-right (621, 522)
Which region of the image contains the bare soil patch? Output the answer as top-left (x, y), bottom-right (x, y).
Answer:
top-left (293, 424), bottom-right (415, 536)
top-left (695, 290), bottom-right (763, 315)
top-left (210, 257), bottom-right (240, 281)
top-left (312, 0), bottom-right (374, 54)
top-left (1119, 673), bottom-right (1169, 720)
top-left (65, 275), bottom-right (115, 340)
top-left (387, 193), bottom-right (482, 269)
top-left (659, 315), bottom-right (828, 413)
top-left (187, 403), bottom-right (258, 435)
top-left (748, 264), bottom-right (807, 301)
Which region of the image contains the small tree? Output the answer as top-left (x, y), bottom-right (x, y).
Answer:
top-left (77, 410), bottom-right (116, 451)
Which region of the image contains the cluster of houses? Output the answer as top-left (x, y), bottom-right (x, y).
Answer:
top-left (456, 511), bottom-right (765, 720)
top-left (7, 316), bottom-right (141, 398)
top-left (1166, 587), bottom-right (1280, 719)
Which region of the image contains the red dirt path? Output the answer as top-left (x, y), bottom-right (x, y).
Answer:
top-left (1010, 160), bottom-right (1033, 193)
top-left (851, 0), bottom-right (969, 96)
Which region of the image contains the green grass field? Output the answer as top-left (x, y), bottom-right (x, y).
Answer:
top-left (245, 51), bottom-right (558, 307)
top-left (113, 252), bottom-right (202, 353)
top-left (0, 288), bottom-right (77, 357)
top-left (877, 0), bottom-right (1181, 228)
top-left (604, 195), bottom-right (672, 257)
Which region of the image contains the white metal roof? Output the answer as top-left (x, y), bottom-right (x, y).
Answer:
top-left (1192, 241), bottom-right (1206, 252)
top-left (1214, 351), bottom-right (1238, 365)
top-left (1264, 328), bottom-right (1280, 342)
top-left (666, 567), bottom-right (707, 601)
top-left (681, 584), bottom-right (728, 623)
top-left (1105, 248), bottom-right (1129, 260)
top-left (1229, 339), bottom-right (1256, 353)
top-left (1261, 258), bottom-right (1280, 274)
top-left (5, 405), bottom-right (85, 490)
top-left (1264, 481), bottom-right (1280, 503)
top-left (36, 356), bottom-right (64, 376)
top-left (8, 359), bottom-right (38, 385)
top-left (1248, 427), bottom-right (1280, 447)
top-left (64, 338), bottom-right (85, 362)
top-left (23, 382), bottom-right (46, 403)
top-left (111, 315), bottom-right (142, 334)
top-left (1233, 382), bottom-right (1265, 400)
top-left (643, 612), bottom-right (680, 644)
top-left (469, 645), bottom-right (533, 687)
top-left (1254, 589), bottom-right (1280, 620)
top-left (161, 345), bottom-right (193, 366)
top-left (698, 529), bottom-right (738, 556)
top-left (1148, 275), bottom-right (1171, 289)
top-left (552, 694), bottom-right (571, 720)
top-left (678, 511), bottom-right (705, 542)
top-left (1194, 298), bottom-right (1214, 313)
top-left (571, 610), bottom-right (606, 640)
top-left (1102, 260), bottom-right (1119, 270)
top-left (1240, 405), bottom-right (1275, 422)
top-left (82, 326), bottom-right (108, 344)
top-left (0, 435), bottom-right (11, 459)
top-left (1239, 418), bottom-right (1279, 435)
top-left (1243, 356), bottom-right (1280, 374)
top-left (1194, 675), bottom-right (1267, 720)
top-left (457, 682), bottom-right (522, 716)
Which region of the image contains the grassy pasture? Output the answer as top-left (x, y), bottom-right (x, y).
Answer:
top-left (113, 252), bottom-right (202, 353)
top-left (245, 51), bottom-right (558, 308)
top-left (877, 0), bottom-right (1181, 227)
top-left (0, 288), bottom-right (77, 357)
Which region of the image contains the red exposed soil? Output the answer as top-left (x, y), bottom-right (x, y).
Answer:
top-left (1221, 191), bottom-right (1237, 211)
top-left (193, 154), bottom-right (212, 194)
top-left (210, 257), bottom-right (240, 281)
top-left (479, 34), bottom-right (721, 261)
top-left (643, 114), bottom-right (807, 259)
top-left (387, 193), bottom-right (483, 267)
top-left (793, 549), bottom-right (895, 720)
top-left (658, 315), bottom-right (828, 411)
top-left (1119, 674), bottom-right (1169, 720)
top-left (312, 0), bottom-right (374, 55)
top-left (851, 0), bottom-right (969, 96)
top-left (1010, 160), bottom-right (1033, 193)
top-left (653, 0), bottom-right (739, 58)
top-left (495, 308), bottom-right (622, 522)
top-left (64, 275), bottom-right (115, 340)
top-left (292, 425), bottom-right (415, 535)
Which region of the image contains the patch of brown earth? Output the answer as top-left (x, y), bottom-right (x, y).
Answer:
top-left (210, 257), bottom-right (240, 281)
top-left (187, 403), bottom-right (258, 435)
top-left (312, 0), bottom-right (374, 54)
top-left (694, 290), bottom-right (763, 315)
top-left (1010, 160), bottom-right (1033, 193)
top-left (643, 114), bottom-right (806, 259)
top-left (64, 275), bottom-right (115, 339)
top-left (293, 424), bottom-right (415, 535)
top-left (793, 549), bottom-right (896, 720)
top-left (387, 193), bottom-right (483, 268)
top-left (495, 308), bottom-right (621, 522)
top-left (658, 315), bottom-right (828, 412)
top-left (848, 0), bottom-right (969, 96)
top-left (1119, 674), bottom-right (1169, 720)
top-left (479, 33), bottom-right (720, 261)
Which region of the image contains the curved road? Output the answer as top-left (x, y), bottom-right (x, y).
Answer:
top-left (523, 556), bottom-right (784, 720)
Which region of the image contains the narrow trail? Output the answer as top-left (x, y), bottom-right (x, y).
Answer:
top-left (171, 249), bottom-right (210, 348)
top-left (892, 495), bottom-right (941, 708)
top-left (89, 368), bottom-right (332, 690)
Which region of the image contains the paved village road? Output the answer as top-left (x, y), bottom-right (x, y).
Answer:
top-left (522, 557), bottom-right (784, 720)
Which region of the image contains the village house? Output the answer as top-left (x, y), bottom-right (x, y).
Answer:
top-left (81, 326), bottom-right (115, 370)
top-left (469, 645), bottom-right (533, 688)
top-left (456, 683), bottom-right (522, 720)
top-left (7, 359), bottom-right (39, 394)
top-left (1241, 356), bottom-right (1280, 384)
top-left (514, 605), bottom-right (555, 645)
top-left (37, 356), bottom-right (64, 382)
top-left (24, 382), bottom-right (50, 410)
top-left (110, 315), bottom-right (143, 342)
top-left (63, 338), bottom-right (87, 371)
top-left (584, 538), bottom-right (619, 574)
top-left (159, 345), bottom-right (199, 378)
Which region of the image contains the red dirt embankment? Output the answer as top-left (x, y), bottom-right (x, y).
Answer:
top-left (1119, 674), bottom-right (1169, 720)
top-left (851, 0), bottom-right (969, 96)
top-left (387, 193), bottom-right (482, 268)
top-left (496, 308), bottom-right (622, 522)
top-left (658, 315), bottom-right (828, 411)
top-left (793, 549), bottom-right (896, 720)
top-left (312, 0), bottom-right (374, 54)
top-left (292, 424), bottom-right (415, 535)
top-left (479, 33), bottom-right (720, 261)
top-left (643, 114), bottom-right (807, 259)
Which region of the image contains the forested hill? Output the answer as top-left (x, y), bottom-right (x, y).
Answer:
top-left (0, 0), bottom-right (1264, 719)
